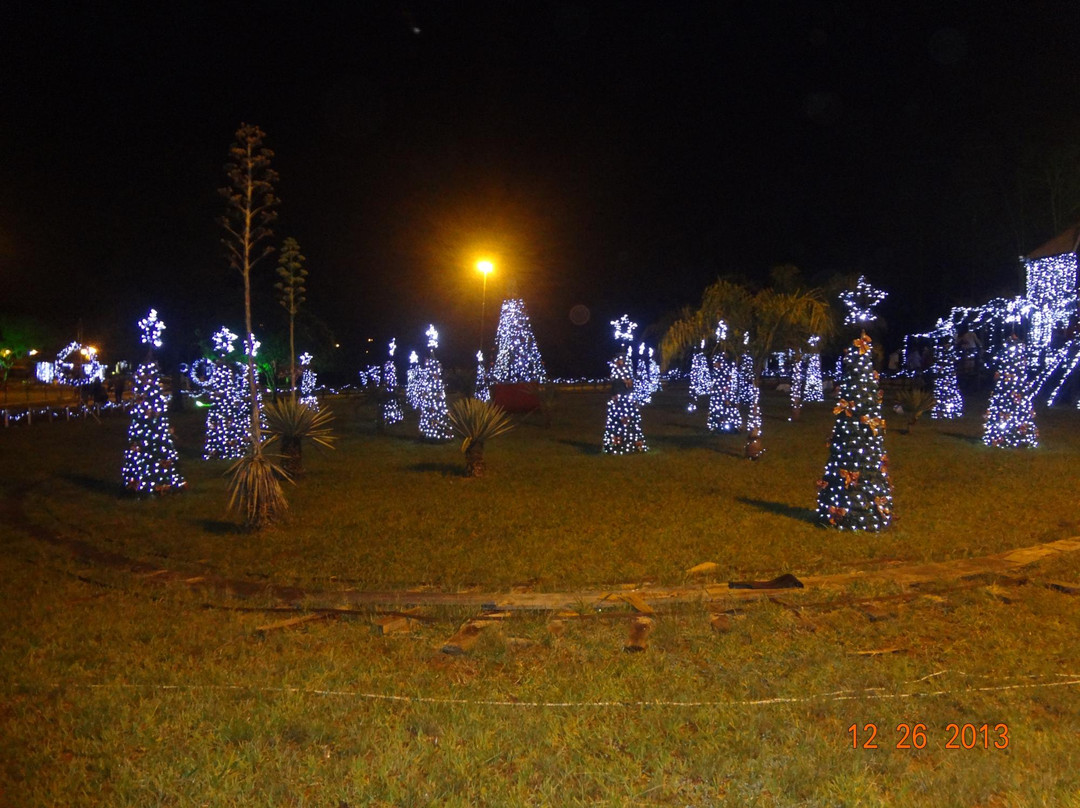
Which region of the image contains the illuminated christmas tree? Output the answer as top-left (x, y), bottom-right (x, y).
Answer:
top-left (241, 334), bottom-right (268, 432)
top-left (816, 277), bottom-right (892, 531)
top-left (789, 349), bottom-right (806, 416)
top-left (982, 337), bottom-right (1038, 448)
top-left (687, 341), bottom-right (710, 412)
top-left (930, 322), bottom-right (963, 419)
top-left (491, 298), bottom-right (546, 383)
top-left (203, 326), bottom-right (248, 460)
top-left (707, 353), bottom-right (742, 433)
top-left (381, 338), bottom-right (404, 425)
top-left (122, 310), bottom-right (186, 495)
top-left (298, 352), bottom-right (319, 412)
top-left (602, 315), bottom-right (647, 454)
top-left (802, 336), bottom-right (825, 403)
top-left (474, 350), bottom-right (490, 402)
top-left (405, 350), bottom-right (421, 411)
top-left (738, 343), bottom-right (761, 434)
top-left (633, 342), bottom-right (657, 405)
top-left (418, 325), bottom-right (453, 441)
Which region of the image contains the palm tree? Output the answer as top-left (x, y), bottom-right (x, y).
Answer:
top-left (662, 276), bottom-right (832, 457)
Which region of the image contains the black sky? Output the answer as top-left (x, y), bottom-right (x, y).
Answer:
top-left (3, 2), bottom-right (1080, 374)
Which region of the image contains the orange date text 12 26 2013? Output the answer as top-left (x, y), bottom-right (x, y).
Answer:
top-left (848, 723), bottom-right (1009, 749)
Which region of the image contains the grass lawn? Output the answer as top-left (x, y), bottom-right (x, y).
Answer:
top-left (2, 386), bottom-right (1079, 806)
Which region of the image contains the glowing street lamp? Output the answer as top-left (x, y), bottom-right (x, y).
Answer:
top-left (477, 259), bottom-right (494, 355)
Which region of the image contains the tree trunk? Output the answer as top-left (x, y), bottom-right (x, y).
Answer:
top-left (464, 442), bottom-right (485, 477)
top-left (281, 436), bottom-right (303, 476)
top-left (744, 393), bottom-right (764, 459)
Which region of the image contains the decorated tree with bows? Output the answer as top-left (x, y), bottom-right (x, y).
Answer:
top-left (816, 276), bottom-right (893, 531)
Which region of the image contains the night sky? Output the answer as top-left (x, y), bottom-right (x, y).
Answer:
top-left (3, 2), bottom-right (1080, 375)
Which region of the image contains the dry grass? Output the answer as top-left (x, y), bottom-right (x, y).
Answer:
top-left (1, 386), bottom-right (1079, 805)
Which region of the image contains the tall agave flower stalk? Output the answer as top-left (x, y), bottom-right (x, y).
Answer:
top-left (448, 398), bottom-right (515, 477)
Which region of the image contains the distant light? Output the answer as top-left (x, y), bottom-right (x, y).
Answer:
top-left (335, 343), bottom-right (342, 348)
top-left (28, 349), bottom-right (39, 356)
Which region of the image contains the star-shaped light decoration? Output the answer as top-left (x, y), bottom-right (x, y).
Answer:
top-left (298, 352), bottom-right (313, 366)
top-left (715, 320), bottom-right (728, 342)
top-left (476, 349), bottom-right (484, 362)
top-left (611, 314), bottom-right (637, 343)
top-left (388, 338), bottom-right (397, 358)
top-left (409, 350), bottom-right (418, 365)
top-left (245, 334), bottom-right (260, 358)
top-left (426, 324), bottom-right (439, 350)
top-left (211, 327), bottom-right (238, 356)
top-left (138, 309), bottom-right (166, 348)
top-left (839, 276), bottom-right (887, 326)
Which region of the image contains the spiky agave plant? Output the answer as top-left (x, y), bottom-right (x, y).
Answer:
top-left (226, 450), bottom-right (290, 530)
top-left (263, 398), bottom-right (336, 475)
top-left (448, 397), bottom-right (514, 477)
top-left (895, 385), bottom-right (936, 434)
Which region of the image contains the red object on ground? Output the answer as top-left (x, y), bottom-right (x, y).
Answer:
top-left (490, 383), bottom-right (541, 413)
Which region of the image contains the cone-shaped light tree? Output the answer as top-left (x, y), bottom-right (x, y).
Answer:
top-left (706, 321), bottom-right (741, 433)
top-left (802, 335), bottom-right (825, 403)
top-left (602, 315), bottom-right (648, 454)
top-left (491, 298), bottom-right (546, 383)
top-left (381, 338), bottom-right (404, 426)
top-left (203, 326), bottom-right (248, 460)
top-left (405, 350), bottom-right (421, 411)
top-left (815, 276), bottom-right (893, 531)
top-left (687, 340), bottom-right (710, 412)
top-left (474, 350), bottom-right (491, 402)
top-left (982, 336), bottom-right (1038, 448)
top-left (418, 325), bottom-right (453, 440)
top-left (122, 309), bottom-right (186, 495)
top-left (930, 320), bottom-right (964, 419)
top-left (298, 352), bottom-right (319, 411)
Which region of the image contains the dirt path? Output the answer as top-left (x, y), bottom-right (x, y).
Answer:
top-left (5, 484), bottom-right (1079, 611)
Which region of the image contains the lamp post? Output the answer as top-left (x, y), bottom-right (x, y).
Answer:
top-left (477, 259), bottom-right (494, 356)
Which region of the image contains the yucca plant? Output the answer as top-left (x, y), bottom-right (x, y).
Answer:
top-left (263, 399), bottom-right (336, 475)
top-left (448, 397), bottom-right (515, 477)
top-left (895, 385), bottom-right (937, 434)
top-left (226, 449), bottom-right (290, 530)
